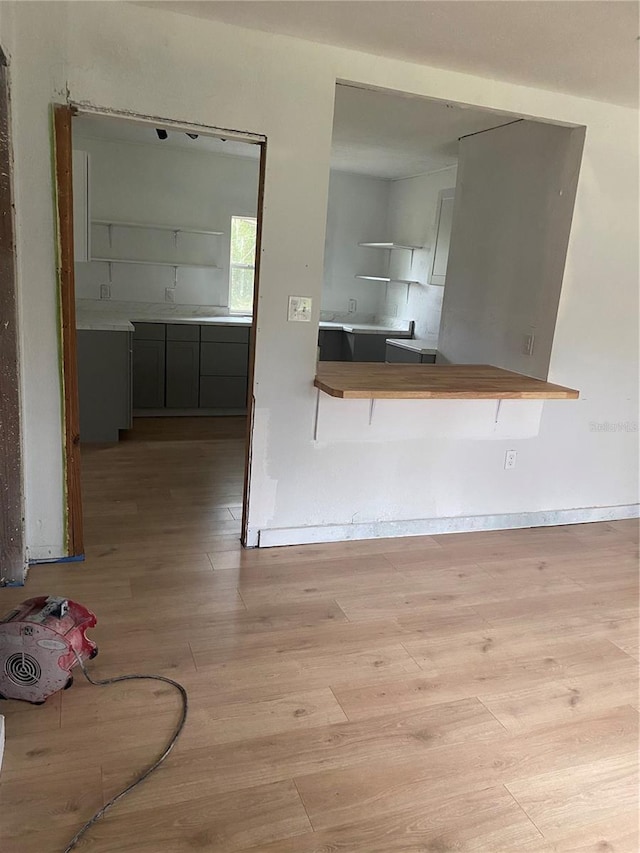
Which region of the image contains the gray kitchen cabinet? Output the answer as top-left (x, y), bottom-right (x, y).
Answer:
top-left (199, 376), bottom-right (248, 409)
top-left (200, 342), bottom-right (248, 376)
top-left (77, 330), bottom-right (132, 442)
top-left (199, 324), bottom-right (249, 411)
top-left (200, 325), bottom-right (250, 344)
top-left (385, 342), bottom-right (436, 364)
top-left (166, 340), bottom-right (200, 408)
top-left (133, 323), bottom-right (166, 409)
top-left (318, 329), bottom-right (346, 361)
top-left (344, 333), bottom-right (391, 363)
top-left (131, 322), bottom-right (250, 413)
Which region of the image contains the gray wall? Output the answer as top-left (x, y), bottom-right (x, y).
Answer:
top-left (438, 120), bottom-right (585, 378)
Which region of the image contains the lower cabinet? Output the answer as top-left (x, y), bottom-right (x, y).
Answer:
top-left (385, 343), bottom-right (436, 364)
top-left (344, 333), bottom-right (390, 363)
top-left (77, 330), bottom-right (132, 442)
top-left (166, 324), bottom-right (200, 408)
top-left (132, 321), bottom-right (250, 412)
top-left (133, 329), bottom-right (166, 409)
top-left (200, 376), bottom-right (248, 409)
top-left (199, 325), bottom-right (250, 410)
top-left (318, 329), bottom-right (346, 361)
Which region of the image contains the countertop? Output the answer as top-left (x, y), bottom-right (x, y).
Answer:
top-left (314, 363), bottom-right (580, 400)
top-left (386, 337), bottom-right (438, 354)
top-left (75, 306), bottom-right (412, 336)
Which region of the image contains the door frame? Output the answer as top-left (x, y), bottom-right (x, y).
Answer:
top-left (53, 104), bottom-right (84, 556)
top-left (53, 103), bottom-right (266, 553)
top-left (0, 47), bottom-right (27, 583)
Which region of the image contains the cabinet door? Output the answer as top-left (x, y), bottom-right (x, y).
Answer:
top-left (166, 341), bottom-right (199, 408)
top-left (347, 334), bottom-right (388, 363)
top-left (77, 330), bottom-right (131, 442)
top-left (430, 187), bottom-right (455, 286)
top-left (385, 344), bottom-right (421, 364)
top-left (200, 341), bottom-right (248, 377)
top-left (133, 339), bottom-right (165, 408)
top-left (199, 377), bottom-right (248, 409)
top-left (318, 330), bottom-right (346, 361)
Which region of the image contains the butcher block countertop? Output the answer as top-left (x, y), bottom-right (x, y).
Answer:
top-left (314, 363), bottom-right (580, 400)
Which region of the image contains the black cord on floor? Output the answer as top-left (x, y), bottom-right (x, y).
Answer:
top-left (63, 654), bottom-right (188, 853)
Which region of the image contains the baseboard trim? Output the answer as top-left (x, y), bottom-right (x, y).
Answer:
top-left (256, 504), bottom-right (639, 548)
top-left (28, 554), bottom-right (85, 566)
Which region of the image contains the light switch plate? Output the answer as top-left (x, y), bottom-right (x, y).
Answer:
top-left (100, 284), bottom-right (111, 300)
top-left (165, 288), bottom-right (176, 303)
top-left (288, 296), bottom-right (312, 322)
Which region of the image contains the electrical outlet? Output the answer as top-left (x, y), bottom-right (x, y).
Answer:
top-left (99, 284), bottom-right (111, 300)
top-left (348, 298), bottom-right (357, 314)
top-left (523, 334), bottom-right (535, 356)
top-left (165, 288), bottom-right (175, 303)
top-left (504, 450), bottom-right (517, 470)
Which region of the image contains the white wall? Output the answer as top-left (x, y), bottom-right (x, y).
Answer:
top-left (4, 1), bottom-right (637, 558)
top-left (382, 165), bottom-right (457, 338)
top-left (439, 120), bottom-right (585, 378)
top-left (322, 170), bottom-right (390, 319)
top-left (73, 135), bottom-right (260, 307)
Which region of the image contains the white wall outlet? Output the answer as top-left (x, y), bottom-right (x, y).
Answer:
top-left (523, 334), bottom-right (535, 356)
top-left (99, 284), bottom-right (111, 300)
top-left (504, 449), bottom-right (517, 470)
top-left (348, 298), bottom-right (357, 314)
top-left (165, 288), bottom-right (175, 303)
top-left (288, 295), bottom-right (312, 322)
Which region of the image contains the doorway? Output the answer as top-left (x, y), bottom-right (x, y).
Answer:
top-left (53, 105), bottom-right (266, 557)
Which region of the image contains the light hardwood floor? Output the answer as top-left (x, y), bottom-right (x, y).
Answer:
top-left (0, 418), bottom-right (638, 852)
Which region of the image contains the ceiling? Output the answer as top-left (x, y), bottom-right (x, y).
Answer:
top-left (143, 1), bottom-right (639, 109)
top-left (331, 85), bottom-right (515, 179)
top-left (72, 114), bottom-right (262, 159)
top-left (74, 89), bottom-right (517, 182)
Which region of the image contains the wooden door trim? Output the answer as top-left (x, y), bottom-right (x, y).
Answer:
top-left (241, 140), bottom-right (267, 546)
top-left (53, 103), bottom-right (84, 556)
top-left (0, 49), bottom-right (27, 584)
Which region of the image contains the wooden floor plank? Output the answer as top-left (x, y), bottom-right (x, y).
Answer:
top-left (0, 418), bottom-right (636, 853)
top-left (236, 785), bottom-right (553, 852)
top-left (293, 707), bottom-right (638, 831)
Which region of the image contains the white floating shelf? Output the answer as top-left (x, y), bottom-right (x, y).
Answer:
top-left (355, 275), bottom-right (420, 284)
top-left (358, 242), bottom-right (423, 250)
top-left (92, 257), bottom-right (221, 269)
top-left (93, 220), bottom-right (224, 236)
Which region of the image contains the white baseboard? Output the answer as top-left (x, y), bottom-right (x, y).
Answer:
top-left (254, 503), bottom-right (639, 548)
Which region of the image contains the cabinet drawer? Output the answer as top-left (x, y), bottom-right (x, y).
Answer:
top-left (133, 323), bottom-right (166, 341)
top-left (199, 376), bottom-right (248, 409)
top-left (166, 323), bottom-right (199, 342)
top-left (200, 325), bottom-right (250, 343)
top-left (200, 341), bottom-right (248, 376)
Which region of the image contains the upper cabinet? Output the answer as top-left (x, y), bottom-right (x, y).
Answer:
top-left (429, 187), bottom-right (455, 286)
top-left (72, 150), bottom-right (91, 263)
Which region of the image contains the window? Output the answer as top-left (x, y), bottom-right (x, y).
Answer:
top-left (229, 215), bottom-right (257, 314)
